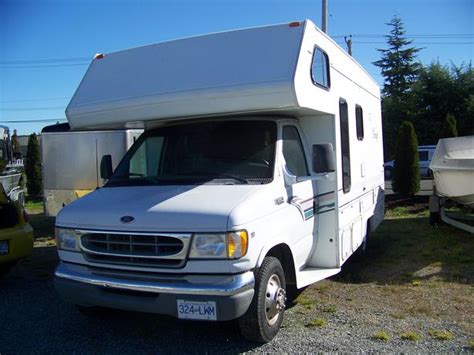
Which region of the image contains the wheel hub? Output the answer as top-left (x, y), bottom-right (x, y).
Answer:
top-left (264, 274), bottom-right (286, 326)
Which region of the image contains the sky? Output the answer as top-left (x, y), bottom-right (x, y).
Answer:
top-left (1, 0), bottom-right (472, 136)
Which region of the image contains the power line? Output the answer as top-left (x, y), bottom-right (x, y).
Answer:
top-left (0, 106), bottom-right (65, 111)
top-left (353, 41), bottom-right (473, 45)
top-left (0, 118), bottom-right (67, 124)
top-left (0, 63), bottom-right (89, 69)
top-left (0, 56), bottom-right (90, 64)
top-left (332, 33), bottom-right (474, 38)
top-left (0, 97), bottom-right (70, 103)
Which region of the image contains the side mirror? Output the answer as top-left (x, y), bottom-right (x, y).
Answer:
top-left (100, 155), bottom-right (113, 179)
top-left (312, 143), bottom-right (336, 174)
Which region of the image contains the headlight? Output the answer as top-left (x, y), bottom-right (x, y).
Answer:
top-left (55, 228), bottom-right (81, 252)
top-left (189, 230), bottom-right (248, 259)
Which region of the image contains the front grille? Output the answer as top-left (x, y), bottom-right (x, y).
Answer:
top-left (80, 232), bottom-right (190, 268)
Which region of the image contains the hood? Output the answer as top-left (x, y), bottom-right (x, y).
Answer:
top-left (56, 184), bottom-right (264, 232)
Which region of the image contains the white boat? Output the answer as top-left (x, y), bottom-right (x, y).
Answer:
top-left (429, 136), bottom-right (474, 206)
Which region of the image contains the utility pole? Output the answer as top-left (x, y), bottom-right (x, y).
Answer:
top-left (344, 35), bottom-right (353, 56)
top-left (322, 0), bottom-right (327, 33)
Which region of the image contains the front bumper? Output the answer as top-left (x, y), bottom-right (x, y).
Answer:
top-left (54, 262), bottom-right (255, 321)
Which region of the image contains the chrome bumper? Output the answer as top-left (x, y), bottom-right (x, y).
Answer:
top-left (54, 262), bottom-right (255, 296)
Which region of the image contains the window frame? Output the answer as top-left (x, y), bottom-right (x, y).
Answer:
top-left (355, 105), bottom-right (364, 141)
top-left (339, 98), bottom-right (351, 194)
top-left (281, 124), bottom-right (310, 177)
top-left (310, 46), bottom-right (331, 90)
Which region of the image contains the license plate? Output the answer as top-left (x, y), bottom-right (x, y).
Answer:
top-left (177, 300), bottom-right (217, 320)
top-left (0, 241), bottom-right (8, 255)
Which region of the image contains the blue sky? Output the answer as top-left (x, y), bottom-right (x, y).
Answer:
top-left (1, 0), bottom-right (472, 135)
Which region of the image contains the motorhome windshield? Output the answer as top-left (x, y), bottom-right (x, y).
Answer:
top-left (108, 120), bottom-right (277, 186)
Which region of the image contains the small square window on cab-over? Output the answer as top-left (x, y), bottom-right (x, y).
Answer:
top-left (311, 47), bottom-right (330, 89)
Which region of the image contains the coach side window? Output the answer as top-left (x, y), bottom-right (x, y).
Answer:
top-left (355, 105), bottom-right (364, 141)
top-left (339, 98), bottom-right (351, 193)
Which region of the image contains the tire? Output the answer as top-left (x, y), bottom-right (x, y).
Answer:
top-left (429, 211), bottom-right (440, 226)
top-left (238, 257), bottom-right (286, 343)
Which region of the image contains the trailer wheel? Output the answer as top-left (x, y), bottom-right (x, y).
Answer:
top-left (238, 257), bottom-right (286, 343)
top-left (429, 211), bottom-right (441, 226)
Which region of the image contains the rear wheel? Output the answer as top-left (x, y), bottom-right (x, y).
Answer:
top-left (238, 257), bottom-right (286, 343)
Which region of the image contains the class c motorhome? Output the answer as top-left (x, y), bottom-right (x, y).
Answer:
top-left (54, 20), bottom-right (385, 342)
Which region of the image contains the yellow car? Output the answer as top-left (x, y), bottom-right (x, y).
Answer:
top-left (0, 185), bottom-right (34, 276)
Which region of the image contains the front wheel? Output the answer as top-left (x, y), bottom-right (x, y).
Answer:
top-left (238, 257), bottom-right (286, 343)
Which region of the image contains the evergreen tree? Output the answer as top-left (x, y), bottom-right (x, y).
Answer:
top-left (25, 133), bottom-right (42, 196)
top-left (392, 121), bottom-right (420, 196)
top-left (373, 15), bottom-right (422, 160)
top-left (440, 113), bottom-right (458, 139)
top-left (410, 62), bottom-right (472, 144)
top-left (373, 15), bottom-right (422, 98)
top-left (11, 129), bottom-right (21, 159)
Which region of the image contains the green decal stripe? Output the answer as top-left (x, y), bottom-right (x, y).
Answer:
top-left (304, 207), bottom-right (314, 220)
top-left (315, 202), bottom-right (335, 214)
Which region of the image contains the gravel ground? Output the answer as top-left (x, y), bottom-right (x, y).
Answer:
top-left (1, 241), bottom-right (472, 354)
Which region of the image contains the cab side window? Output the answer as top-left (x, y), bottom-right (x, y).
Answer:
top-left (283, 126), bottom-right (309, 176)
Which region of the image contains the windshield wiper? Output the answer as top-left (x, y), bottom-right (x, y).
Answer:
top-left (186, 172), bottom-right (249, 184)
top-left (105, 176), bottom-right (159, 186)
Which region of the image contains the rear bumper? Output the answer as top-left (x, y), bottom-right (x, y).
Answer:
top-left (0, 223), bottom-right (34, 264)
top-left (54, 262), bottom-right (255, 321)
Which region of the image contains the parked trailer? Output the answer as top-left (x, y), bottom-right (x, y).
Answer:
top-left (429, 136), bottom-right (474, 234)
top-left (54, 20), bottom-right (384, 342)
top-left (41, 123), bottom-right (142, 216)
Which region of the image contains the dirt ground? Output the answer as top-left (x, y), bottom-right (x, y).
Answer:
top-left (1, 199), bottom-right (472, 352)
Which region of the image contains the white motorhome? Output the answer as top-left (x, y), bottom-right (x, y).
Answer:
top-left (54, 20), bottom-right (384, 342)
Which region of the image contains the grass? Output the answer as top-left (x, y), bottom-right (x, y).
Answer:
top-left (372, 331), bottom-right (390, 342)
top-left (400, 331), bottom-right (422, 341)
top-left (24, 198), bottom-right (55, 239)
top-left (336, 196), bottom-right (474, 285)
top-left (25, 196), bottom-right (44, 214)
top-left (322, 305), bottom-right (337, 313)
top-left (469, 339), bottom-right (474, 350)
top-left (429, 329), bottom-right (454, 341)
top-left (306, 318), bottom-right (327, 328)
top-left (297, 295), bottom-right (316, 310)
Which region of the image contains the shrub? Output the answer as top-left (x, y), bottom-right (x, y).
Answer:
top-left (25, 133), bottom-right (42, 196)
top-left (429, 329), bottom-right (453, 341)
top-left (306, 318), bottom-right (327, 327)
top-left (373, 331), bottom-right (390, 342)
top-left (11, 129), bottom-right (22, 159)
top-left (401, 331), bottom-right (421, 341)
top-left (440, 113), bottom-right (458, 139)
top-left (392, 121), bottom-right (420, 195)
